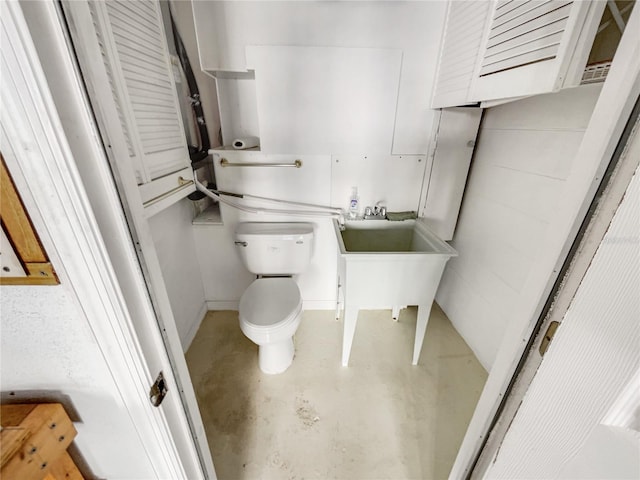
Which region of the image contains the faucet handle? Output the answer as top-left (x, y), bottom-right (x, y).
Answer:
top-left (373, 201), bottom-right (386, 217)
top-left (364, 206), bottom-right (373, 216)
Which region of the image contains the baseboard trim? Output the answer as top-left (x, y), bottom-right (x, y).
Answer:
top-left (205, 300), bottom-right (337, 311)
top-left (303, 300), bottom-right (337, 310)
top-left (182, 301), bottom-right (208, 352)
top-left (206, 300), bottom-right (239, 311)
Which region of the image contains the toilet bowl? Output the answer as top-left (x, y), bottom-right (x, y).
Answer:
top-left (239, 277), bottom-right (303, 374)
top-left (234, 222), bottom-right (314, 374)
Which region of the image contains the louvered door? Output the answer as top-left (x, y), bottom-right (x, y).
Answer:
top-left (470, 0), bottom-right (606, 101)
top-left (432, 1), bottom-right (606, 107)
top-left (431, 1), bottom-right (493, 108)
top-left (63, 0), bottom-right (194, 215)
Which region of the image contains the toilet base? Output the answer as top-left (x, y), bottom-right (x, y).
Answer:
top-left (258, 337), bottom-right (295, 374)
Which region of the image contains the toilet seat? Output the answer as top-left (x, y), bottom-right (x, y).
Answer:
top-left (239, 278), bottom-right (302, 332)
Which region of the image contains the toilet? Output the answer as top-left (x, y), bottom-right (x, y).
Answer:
top-left (234, 222), bottom-right (315, 374)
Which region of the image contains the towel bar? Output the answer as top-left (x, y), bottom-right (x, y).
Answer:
top-left (219, 158), bottom-right (302, 168)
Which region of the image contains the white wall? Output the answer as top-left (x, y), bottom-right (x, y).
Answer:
top-left (1, 285), bottom-right (157, 478)
top-left (192, 1), bottom-right (447, 155)
top-left (436, 84), bottom-right (602, 370)
top-left (149, 198), bottom-right (208, 350)
top-left (188, 1), bottom-right (454, 308)
top-left (245, 45), bottom-right (402, 154)
top-left (195, 151), bottom-right (427, 308)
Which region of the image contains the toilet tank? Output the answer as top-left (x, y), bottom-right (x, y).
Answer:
top-left (235, 222), bottom-right (315, 275)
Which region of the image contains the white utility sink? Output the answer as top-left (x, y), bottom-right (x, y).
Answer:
top-left (333, 218), bottom-right (457, 366)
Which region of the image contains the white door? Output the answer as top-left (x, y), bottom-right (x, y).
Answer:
top-left (61, 0), bottom-right (196, 215)
top-left (482, 127), bottom-right (640, 478)
top-left (7, 1), bottom-right (216, 478)
top-left (431, 1), bottom-right (493, 108)
top-left (419, 107), bottom-right (483, 240)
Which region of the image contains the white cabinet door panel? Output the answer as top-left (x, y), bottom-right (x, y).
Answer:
top-left (431, 1), bottom-right (492, 108)
top-left (433, 0), bottom-right (606, 107)
top-left (471, 0), bottom-right (605, 101)
top-left (64, 0), bottom-right (194, 213)
top-left (420, 107), bottom-right (482, 241)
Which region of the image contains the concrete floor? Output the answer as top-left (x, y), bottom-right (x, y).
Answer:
top-left (186, 305), bottom-right (487, 480)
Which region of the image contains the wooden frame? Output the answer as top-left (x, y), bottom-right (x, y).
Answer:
top-left (1, 403), bottom-right (82, 479)
top-left (0, 154), bottom-right (58, 285)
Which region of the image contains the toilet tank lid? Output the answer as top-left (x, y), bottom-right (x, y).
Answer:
top-left (236, 222), bottom-right (314, 236)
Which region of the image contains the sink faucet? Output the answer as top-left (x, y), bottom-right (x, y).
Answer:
top-left (337, 210), bottom-right (346, 230)
top-left (364, 201), bottom-right (387, 219)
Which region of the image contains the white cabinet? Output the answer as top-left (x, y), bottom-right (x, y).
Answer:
top-left (431, 2), bottom-right (493, 109)
top-left (432, 1), bottom-right (607, 108)
top-left (63, 0), bottom-right (194, 216)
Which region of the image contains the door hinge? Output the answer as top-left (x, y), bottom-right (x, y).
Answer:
top-left (149, 371), bottom-right (168, 407)
top-left (539, 321), bottom-right (560, 356)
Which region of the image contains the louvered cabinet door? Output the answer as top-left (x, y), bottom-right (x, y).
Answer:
top-left (63, 0), bottom-right (194, 215)
top-left (470, 0), bottom-right (606, 102)
top-left (431, 1), bottom-right (493, 108)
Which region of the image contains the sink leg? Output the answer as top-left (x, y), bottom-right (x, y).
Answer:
top-left (341, 304), bottom-right (358, 366)
top-left (412, 303), bottom-right (431, 365)
top-left (392, 306), bottom-right (401, 322)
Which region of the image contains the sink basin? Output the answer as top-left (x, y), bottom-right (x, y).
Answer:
top-left (336, 218), bottom-right (451, 254)
top-left (333, 218), bottom-right (457, 366)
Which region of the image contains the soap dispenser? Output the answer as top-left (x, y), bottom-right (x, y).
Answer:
top-left (348, 187), bottom-right (360, 219)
